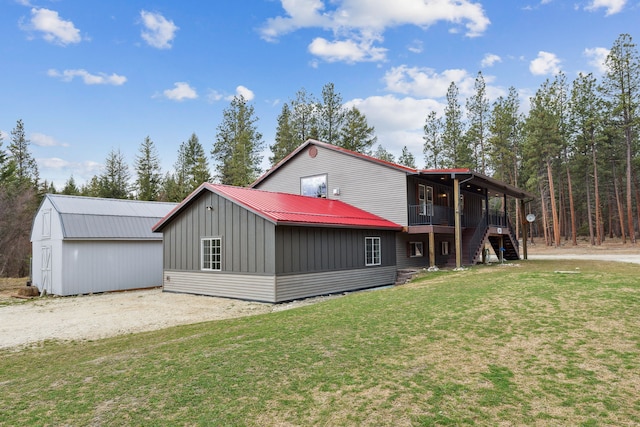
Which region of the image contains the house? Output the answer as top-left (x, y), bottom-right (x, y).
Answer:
top-left (152, 183), bottom-right (402, 303)
top-left (31, 194), bottom-right (177, 296)
top-left (252, 139), bottom-right (535, 270)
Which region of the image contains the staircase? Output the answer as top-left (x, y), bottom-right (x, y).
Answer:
top-left (487, 234), bottom-right (520, 261)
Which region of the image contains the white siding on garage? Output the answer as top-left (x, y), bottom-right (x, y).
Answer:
top-left (59, 241), bottom-right (164, 295)
top-left (255, 144), bottom-right (410, 226)
top-left (163, 270), bottom-right (276, 302)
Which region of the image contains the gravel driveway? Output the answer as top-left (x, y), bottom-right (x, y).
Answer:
top-left (0, 288), bottom-right (273, 350)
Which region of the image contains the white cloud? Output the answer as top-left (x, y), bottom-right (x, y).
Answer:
top-left (25, 8), bottom-right (81, 45)
top-left (308, 37), bottom-right (387, 63)
top-left (260, 0), bottom-right (490, 63)
top-left (38, 157), bottom-right (71, 169)
top-left (584, 47), bottom-right (609, 74)
top-left (383, 65), bottom-right (477, 98)
top-left (585, 0), bottom-right (626, 15)
top-left (31, 133), bottom-right (69, 147)
top-left (47, 69), bottom-right (127, 85)
top-left (140, 10), bottom-right (178, 49)
top-left (481, 53), bottom-right (502, 68)
top-left (163, 82), bottom-right (198, 101)
top-left (345, 94), bottom-right (444, 161)
top-left (224, 86), bottom-right (256, 101)
top-left (207, 89), bottom-right (224, 103)
top-left (529, 51), bottom-right (562, 75)
top-left (407, 40), bottom-right (423, 54)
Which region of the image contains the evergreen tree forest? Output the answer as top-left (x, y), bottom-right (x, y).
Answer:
top-left (1, 34), bottom-right (639, 277)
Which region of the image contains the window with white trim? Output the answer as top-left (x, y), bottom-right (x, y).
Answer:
top-left (365, 237), bottom-right (381, 266)
top-left (409, 242), bottom-right (424, 257)
top-left (201, 237), bottom-right (222, 271)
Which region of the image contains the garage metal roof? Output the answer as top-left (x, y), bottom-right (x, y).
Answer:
top-left (154, 183), bottom-right (402, 231)
top-left (45, 194), bottom-right (178, 240)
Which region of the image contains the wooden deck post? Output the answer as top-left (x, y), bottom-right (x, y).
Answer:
top-left (520, 199), bottom-right (528, 260)
top-left (429, 232), bottom-right (435, 267)
top-left (454, 177), bottom-right (461, 269)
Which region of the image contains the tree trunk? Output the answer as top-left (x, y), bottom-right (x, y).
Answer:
top-left (566, 165), bottom-right (577, 246)
top-left (547, 160), bottom-right (561, 247)
top-left (593, 148), bottom-right (602, 245)
top-left (586, 170), bottom-right (595, 245)
top-left (626, 130), bottom-right (636, 244)
top-left (613, 163), bottom-right (627, 243)
top-left (539, 180), bottom-right (550, 246)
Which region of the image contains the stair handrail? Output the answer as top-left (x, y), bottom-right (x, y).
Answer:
top-left (468, 214), bottom-right (489, 264)
top-left (505, 215), bottom-right (519, 252)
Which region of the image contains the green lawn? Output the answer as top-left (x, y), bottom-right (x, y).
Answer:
top-left (1, 260), bottom-right (639, 426)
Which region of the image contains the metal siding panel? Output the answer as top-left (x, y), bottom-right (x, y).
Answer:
top-left (254, 145), bottom-right (409, 225)
top-left (163, 270), bottom-right (276, 302)
top-left (264, 223), bottom-right (276, 274)
top-left (247, 213), bottom-right (256, 272)
top-left (275, 266), bottom-right (397, 302)
top-left (59, 241), bottom-right (163, 296)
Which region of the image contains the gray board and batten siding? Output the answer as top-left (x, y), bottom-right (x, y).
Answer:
top-left (159, 188), bottom-right (398, 303)
top-left (253, 143), bottom-right (410, 227)
top-left (161, 189), bottom-right (276, 274)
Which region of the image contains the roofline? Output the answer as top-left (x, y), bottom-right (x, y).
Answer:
top-left (250, 139), bottom-right (417, 188)
top-left (418, 170), bottom-right (536, 199)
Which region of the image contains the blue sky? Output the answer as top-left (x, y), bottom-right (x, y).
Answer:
top-left (0, 0), bottom-right (637, 188)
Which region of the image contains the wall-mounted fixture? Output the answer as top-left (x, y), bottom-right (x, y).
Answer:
top-left (206, 205), bottom-right (214, 211)
top-left (333, 188), bottom-right (340, 196)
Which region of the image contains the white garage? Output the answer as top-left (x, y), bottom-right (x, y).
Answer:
top-left (30, 194), bottom-right (177, 296)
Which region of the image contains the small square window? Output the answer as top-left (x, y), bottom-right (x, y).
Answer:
top-left (301, 174), bottom-right (327, 198)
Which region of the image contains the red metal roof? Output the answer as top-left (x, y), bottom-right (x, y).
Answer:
top-left (153, 183), bottom-right (402, 231)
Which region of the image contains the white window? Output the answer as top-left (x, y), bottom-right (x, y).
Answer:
top-left (418, 184), bottom-right (434, 216)
top-left (365, 237), bottom-right (381, 266)
top-left (409, 242), bottom-right (424, 257)
top-left (301, 174), bottom-right (327, 198)
top-left (42, 209), bottom-right (51, 238)
top-left (441, 241), bottom-right (449, 256)
top-left (201, 237), bottom-right (222, 271)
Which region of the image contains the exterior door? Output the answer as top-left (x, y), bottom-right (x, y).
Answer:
top-left (41, 246), bottom-right (51, 294)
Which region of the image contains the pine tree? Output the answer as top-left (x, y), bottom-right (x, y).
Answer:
top-left (9, 119), bottom-right (38, 186)
top-left (62, 175), bottom-right (81, 195)
top-left (423, 111), bottom-right (443, 169)
top-left (339, 106), bottom-right (377, 153)
top-left (488, 87), bottom-right (522, 184)
top-left (269, 103), bottom-right (297, 166)
top-left (465, 72), bottom-right (490, 173)
top-left (212, 95), bottom-right (264, 186)
top-left (398, 146), bottom-right (416, 168)
top-left (134, 136), bottom-right (162, 201)
top-left (290, 88), bottom-right (318, 144)
top-left (600, 33), bottom-right (640, 243)
top-left (372, 145), bottom-right (395, 163)
top-left (163, 133), bottom-right (210, 201)
top-left (319, 82), bottom-right (345, 145)
top-left (569, 73), bottom-right (605, 245)
top-left (442, 82), bottom-right (473, 169)
top-left (98, 149), bottom-right (131, 199)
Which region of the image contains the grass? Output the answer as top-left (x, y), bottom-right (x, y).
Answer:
top-left (1, 260), bottom-right (639, 426)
